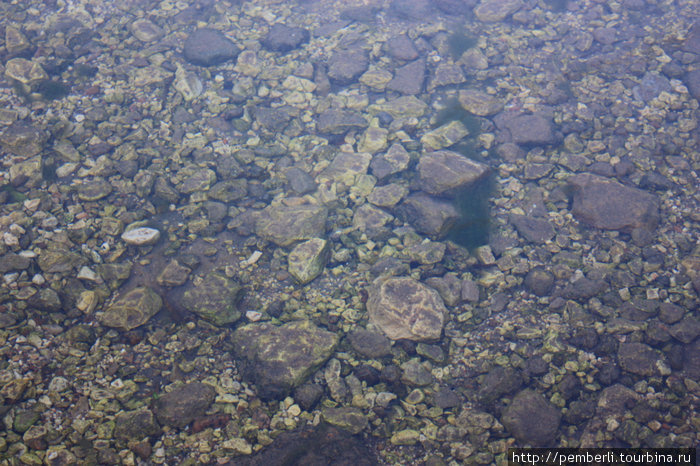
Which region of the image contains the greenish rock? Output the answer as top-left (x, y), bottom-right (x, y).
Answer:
top-left (95, 262), bottom-right (133, 290)
top-left (417, 150), bottom-right (489, 196)
top-left (130, 18), bottom-right (163, 42)
top-left (390, 429), bottom-right (420, 445)
top-left (370, 95), bottom-right (428, 119)
top-left (154, 383), bottom-right (216, 428)
top-left (359, 68), bottom-right (393, 90)
top-left (53, 139), bottom-right (82, 162)
top-left (181, 272), bottom-right (242, 326)
top-left (617, 342), bottom-right (665, 376)
top-left (114, 409), bottom-right (161, 440)
top-left (13, 409), bottom-right (40, 433)
top-left (4, 58), bottom-right (48, 84)
top-left (23, 425), bottom-right (48, 450)
top-left (179, 167), bottom-right (216, 194)
top-left (406, 240), bottom-right (446, 265)
top-left (358, 126), bottom-right (389, 154)
top-left (5, 26), bottom-right (31, 56)
top-left (367, 276), bottom-right (447, 341)
top-left (208, 179), bottom-right (247, 202)
top-left (27, 288), bottom-right (62, 312)
top-left (458, 89), bottom-right (504, 116)
top-left (1, 122), bottom-right (46, 157)
top-left (400, 358), bottom-right (434, 386)
top-left (316, 109), bottom-right (367, 135)
top-left (321, 407), bottom-right (368, 434)
top-left (288, 238), bottom-right (331, 284)
top-left (420, 120), bottom-right (469, 151)
top-left (77, 178), bottom-right (113, 201)
top-left (98, 287), bottom-right (162, 331)
top-left (37, 248), bottom-right (86, 273)
top-left (255, 202), bottom-right (328, 247)
top-left (232, 320), bottom-right (339, 400)
top-left (317, 152), bottom-right (372, 189)
top-left (9, 156), bottom-right (42, 186)
top-left (367, 183), bottom-right (407, 207)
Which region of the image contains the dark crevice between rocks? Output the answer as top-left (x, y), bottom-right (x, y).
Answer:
top-left (446, 173), bottom-right (495, 250)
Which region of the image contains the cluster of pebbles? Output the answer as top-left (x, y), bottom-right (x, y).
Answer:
top-left (0, 0), bottom-right (699, 464)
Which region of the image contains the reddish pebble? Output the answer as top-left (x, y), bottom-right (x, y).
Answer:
top-left (84, 85), bottom-right (100, 95)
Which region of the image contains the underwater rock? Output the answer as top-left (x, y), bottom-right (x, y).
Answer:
top-left (255, 202), bottom-right (328, 247)
top-left (370, 142), bottom-right (411, 179)
top-left (348, 329), bottom-right (392, 358)
top-left (568, 173), bottom-right (660, 233)
top-left (77, 178), bottom-right (113, 201)
top-left (98, 287), bottom-right (162, 331)
top-left (501, 114), bottom-right (555, 145)
top-left (387, 59), bottom-right (425, 95)
top-left (114, 409), bottom-right (160, 440)
top-left (398, 193), bottom-right (459, 239)
top-left (288, 238), bottom-right (331, 284)
top-left (367, 183), bottom-right (407, 207)
top-left (231, 320), bottom-right (339, 400)
top-left (509, 213), bottom-right (555, 244)
top-left (261, 23), bottom-right (309, 52)
top-left (316, 109), bottom-right (367, 135)
top-left (474, 0), bottom-right (524, 22)
top-left (417, 150), bottom-right (489, 196)
top-left (352, 204), bottom-right (394, 238)
top-left (420, 121), bottom-right (469, 151)
top-left (183, 28), bottom-right (240, 66)
top-left (367, 276), bottom-right (446, 341)
top-left (130, 18), bottom-right (163, 42)
top-left (501, 389), bottom-right (561, 446)
top-left (4, 58), bottom-right (47, 84)
top-left (181, 271), bottom-right (242, 326)
top-left (321, 407), bottom-right (368, 434)
top-left (458, 89), bottom-right (504, 116)
top-left (617, 342), bottom-right (667, 376)
top-left (386, 34), bottom-right (419, 61)
top-left (327, 47), bottom-right (368, 85)
top-left (0, 121), bottom-right (46, 158)
top-left (37, 248), bottom-right (86, 274)
top-left (121, 227), bottom-right (160, 246)
top-left (154, 382), bottom-right (216, 428)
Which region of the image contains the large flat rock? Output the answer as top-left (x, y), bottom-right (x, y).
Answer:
top-left (367, 277), bottom-right (446, 341)
top-left (568, 173), bottom-right (660, 232)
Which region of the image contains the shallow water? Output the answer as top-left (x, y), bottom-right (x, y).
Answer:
top-left (0, 0), bottom-right (699, 464)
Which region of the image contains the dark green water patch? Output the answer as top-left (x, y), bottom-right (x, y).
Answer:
top-left (37, 79), bottom-right (70, 100)
top-left (447, 31), bottom-right (477, 60)
top-left (446, 172), bottom-right (495, 250)
top-left (433, 97), bottom-right (481, 134)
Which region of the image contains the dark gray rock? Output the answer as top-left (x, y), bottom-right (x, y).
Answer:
top-left (183, 28), bottom-right (240, 66)
top-left (568, 173), bottom-right (660, 233)
top-left (27, 288), bottom-right (62, 312)
top-left (509, 213), bottom-right (555, 244)
top-left (348, 329), bottom-right (392, 359)
top-left (370, 142), bottom-right (410, 179)
top-left (232, 320), bottom-right (339, 400)
top-left (659, 303), bottom-right (686, 324)
top-left (681, 20), bottom-right (700, 55)
top-left (154, 383), bottom-right (216, 428)
top-left (478, 366), bottom-right (523, 405)
top-left (284, 167), bottom-right (317, 194)
top-left (683, 69), bottom-right (700, 101)
top-left (398, 193), bottom-right (459, 239)
top-left (327, 48), bottom-right (369, 85)
top-left (261, 24), bottom-right (309, 52)
top-left (523, 267), bottom-right (554, 297)
top-left (316, 109), bottom-right (367, 135)
top-left (386, 34), bottom-right (419, 61)
top-left (386, 59), bottom-right (425, 95)
top-left (502, 114), bottom-right (555, 145)
top-left (668, 316), bottom-right (700, 344)
top-left (114, 409), bottom-right (160, 440)
top-left (561, 277), bottom-right (607, 301)
top-left (400, 359), bottom-right (434, 386)
top-left (617, 342), bottom-right (665, 376)
top-left (254, 106), bottom-right (293, 132)
top-left (501, 389), bottom-right (561, 446)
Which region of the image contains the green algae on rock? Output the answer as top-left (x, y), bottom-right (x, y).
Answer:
top-left (181, 271), bottom-right (242, 326)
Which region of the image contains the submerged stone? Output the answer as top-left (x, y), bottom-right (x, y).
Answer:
top-left (1, 122), bottom-right (46, 157)
top-left (184, 28), bottom-right (240, 66)
top-left (458, 89), bottom-right (504, 116)
top-left (232, 320), bottom-right (339, 400)
top-left (367, 276), bottom-right (446, 341)
top-left (288, 238), bottom-right (331, 284)
top-left (568, 173), bottom-right (660, 233)
top-left (398, 193), bottom-right (459, 239)
top-left (417, 150), bottom-right (489, 196)
top-left (114, 409), bottom-right (160, 440)
top-left (255, 202), bottom-right (328, 247)
top-left (121, 227), bottom-right (160, 246)
top-left (154, 382), bottom-right (216, 428)
top-left (98, 287), bottom-right (162, 331)
top-left (181, 272), bottom-right (242, 326)
top-left (501, 389), bottom-right (561, 446)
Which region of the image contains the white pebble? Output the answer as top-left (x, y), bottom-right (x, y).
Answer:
top-left (121, 227), bottom-right (160, 246)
